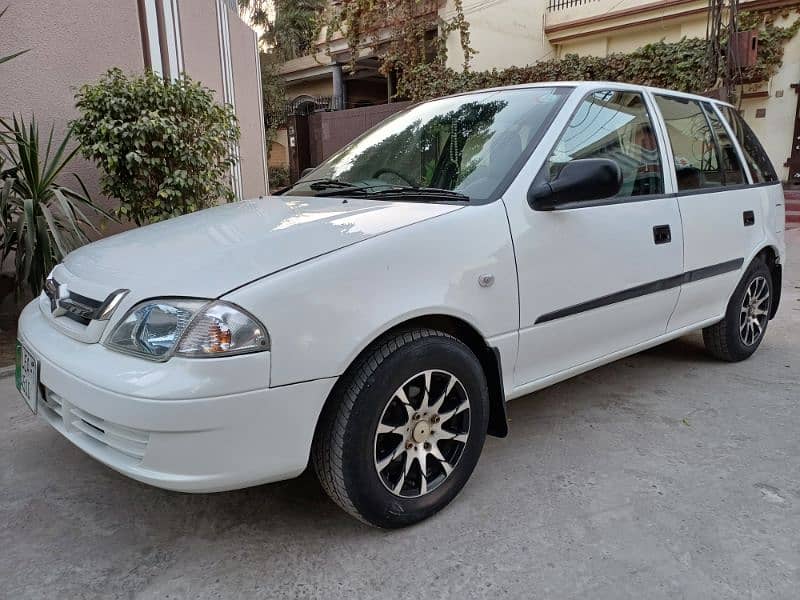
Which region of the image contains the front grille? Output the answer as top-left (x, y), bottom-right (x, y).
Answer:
top-left (41, 388), bottom-right (150, 462)
top-left (40, 389), bottom-right (64, 419)
top-left (44, 277), bottom-right (104, 325)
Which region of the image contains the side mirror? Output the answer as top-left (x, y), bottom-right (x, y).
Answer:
top-left (300, 167), bottom-right (316, 179)
top-left (528, 158), bottom-right (623, 211)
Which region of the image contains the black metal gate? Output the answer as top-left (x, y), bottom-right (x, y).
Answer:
top-left (287, 102), bottom-right (410, 183)
top-left (286, 114), bottom-right (311, 184)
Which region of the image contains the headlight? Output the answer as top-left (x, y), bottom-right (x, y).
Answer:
top-left (105, 298), bottom-right (269, 361)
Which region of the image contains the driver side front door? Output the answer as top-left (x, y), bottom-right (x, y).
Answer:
top-left (505, 88), bottom-right (684, 390)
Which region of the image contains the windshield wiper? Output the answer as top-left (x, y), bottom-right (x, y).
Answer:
top-left (316, 185), bottom-right (470, 202)
top-left (387, 186), bottom-right (470, 201)
top-left (307, 178), bottom-right (360, 191)
top-left (313, 183), bottom-right (388, 197)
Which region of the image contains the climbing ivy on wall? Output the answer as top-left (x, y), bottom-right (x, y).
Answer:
top-left (319, 0), bottom-right (474, 77)
top-left (396, 8), bottom-right (800, 102)
top-left (738, 8), bottom-right (800, 84)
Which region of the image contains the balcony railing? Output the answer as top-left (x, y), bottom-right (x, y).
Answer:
top-left (547, 0), bottom-right (600, 11)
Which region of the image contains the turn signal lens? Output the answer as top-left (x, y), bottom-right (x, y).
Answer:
top-left (175, 301), bottom-right (269, 357)
top-left (207, 322), bottom-right (233, 352)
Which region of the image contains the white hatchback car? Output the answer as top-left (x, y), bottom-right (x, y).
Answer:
top-left (17, 82), bottom-right (785, 527)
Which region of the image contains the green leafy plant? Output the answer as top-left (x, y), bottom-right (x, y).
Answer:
top-left (243, 1), bottom-right (320, 150)
top-left (0, 5), bottom-right (29, 65)
top-left (240, 0), bottom-right (325, 61)
top-left (0, 116), bottom-right (113, 297)
top-left (261, 54), bottom-right (288, 151)
top-left (268, 165), bottom-right (290, 191)
top-left (398, 39), bottom-right (707, 101)
top-left (738, 9), bottom-right (800, 84)
top-left (320, 0), bottom-right (474, 80)
top-left (71, 68), bottom-right (240, 226)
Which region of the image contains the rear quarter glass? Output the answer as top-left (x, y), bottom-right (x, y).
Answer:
top-left (717, 105), bottom-right (778, 183)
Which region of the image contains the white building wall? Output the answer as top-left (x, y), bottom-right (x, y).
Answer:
top-left (740, 12), bottom-right (800, 182)
top-left (441, 0), bottom-right (553, 71)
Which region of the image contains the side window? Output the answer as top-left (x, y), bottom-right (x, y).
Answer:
top-left (546, 90), bottom-right (664, 197)
top-left (703, 104), bottom-right (747, 185)
top-left (719, 105), bottom-right (779, 183)
top-left (654, 95), bottom-right (726, 191)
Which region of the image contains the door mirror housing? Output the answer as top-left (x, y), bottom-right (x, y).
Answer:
top-left (528, 158), bottom-right (623, 211)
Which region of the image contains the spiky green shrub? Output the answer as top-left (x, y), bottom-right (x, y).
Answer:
top-left (0, 116), bottom-right (113, 296)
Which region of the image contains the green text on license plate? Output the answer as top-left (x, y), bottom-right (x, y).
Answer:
top-left (16, 340), bottom-right (38, 414)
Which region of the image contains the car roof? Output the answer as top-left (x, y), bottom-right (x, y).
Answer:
top-left (446, 81), bottom-right (734, 109)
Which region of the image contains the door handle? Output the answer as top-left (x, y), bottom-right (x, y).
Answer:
top-left (653, 224), bottom-right (671, 245)
top-left (743, 210), bottom-right (755, 226)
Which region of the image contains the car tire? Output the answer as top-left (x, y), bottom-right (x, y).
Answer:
top-left (312, 328), bottom-right (490, 528)
top-left (702, 257), bottom-right (772, 362)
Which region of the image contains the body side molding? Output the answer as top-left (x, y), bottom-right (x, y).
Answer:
top-left (535, 258), bottom-right (744, 325)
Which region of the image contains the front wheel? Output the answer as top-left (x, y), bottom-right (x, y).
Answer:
top-left (312, 328), bottom-right (489, 528)
top-left (703, 257), bottom-right (772, 362)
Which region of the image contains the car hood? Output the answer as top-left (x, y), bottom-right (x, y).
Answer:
top-left (63, 196), bottom-right (463, 298)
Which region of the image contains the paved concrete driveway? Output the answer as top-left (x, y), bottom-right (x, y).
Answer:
top-left (2, 232), bottom-right (798, 600)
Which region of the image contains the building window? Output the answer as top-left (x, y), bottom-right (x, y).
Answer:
top-left (138, 0), bottom-right (184, 80)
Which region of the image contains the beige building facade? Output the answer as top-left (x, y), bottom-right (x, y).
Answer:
top-left (280, 0), bottom-right (799, 184)
top-left (534, 0), bottom-right (800, 185)
top-left (441, 0), bottom-right (800, 184)
top-left (3, 0), bottom-right (268, 214)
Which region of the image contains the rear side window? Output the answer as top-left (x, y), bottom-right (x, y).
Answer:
top-left (546, 90), bottom-right (664, 197)
top-left (703, 104), bottom-right (747, 185)
top-left (718, 105), bottom-right (778, 183)
top-left (655, 95), bottom-right (730, 191)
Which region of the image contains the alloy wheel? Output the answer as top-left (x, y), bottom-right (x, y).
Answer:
top-left (373, 369), bottom-right (470, 498)
top-left (739, 275), bottom-right (770, 346)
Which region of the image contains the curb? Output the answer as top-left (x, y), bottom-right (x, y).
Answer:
top-left (0, 365), bottom-right (15, 379)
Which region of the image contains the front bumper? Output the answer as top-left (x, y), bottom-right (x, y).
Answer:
top-left (18, 301), bottom-right (336, 492)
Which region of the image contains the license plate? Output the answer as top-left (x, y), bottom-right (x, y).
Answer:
top-left (15, 340), bottom-right (38, 414)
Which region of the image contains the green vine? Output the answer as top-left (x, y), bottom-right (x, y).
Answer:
top-left (738, 8), bottom-right (800, 84)
top-left (398, 8), bottom-right (800, 102)
top-left (260, 54), bottom-right (287, 155)
top-left (319, 0), bottom-right (474, 79)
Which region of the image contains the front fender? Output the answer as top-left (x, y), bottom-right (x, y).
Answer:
top-left (223, 202), bottom-right (518, 387)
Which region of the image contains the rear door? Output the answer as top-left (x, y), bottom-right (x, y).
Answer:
top-left (717, 104), bottom-right (785, 238)
top-left (506, 87), bottom-right (684, 388)
top-left (650, 95), bottom-right (763, 331)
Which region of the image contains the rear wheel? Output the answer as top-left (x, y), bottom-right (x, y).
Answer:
top-left (312, 328), bottom-right (489, 528)
top-left (703, 258), bottom-right (772, 362)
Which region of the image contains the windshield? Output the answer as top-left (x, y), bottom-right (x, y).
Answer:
top-left (283, 87), bottom-right (569, 201)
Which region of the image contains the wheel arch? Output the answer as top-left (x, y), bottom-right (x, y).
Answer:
top-left (752, 245), bottom-right (781, 319)
top-left (318, 314), bottom-right (509, 441)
